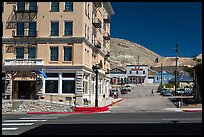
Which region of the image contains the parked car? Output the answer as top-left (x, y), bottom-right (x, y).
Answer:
top-left (121, 88), bottom-right (127, 94)
top-left (159, 88), bottom-right (168, 95)
top-left (157, 88), bottom-right (167, 93)
top-left (127, 89), bottom-right (131, 92)
top-left (176, 88), bottom-right (185, 95)
top-left (161, 90), bottom-right (172, 96)
top-left (184, 88), bottom-right (193, 96)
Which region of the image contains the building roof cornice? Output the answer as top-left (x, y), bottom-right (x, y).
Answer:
top-left (102, 2), bottom-right (114, 15)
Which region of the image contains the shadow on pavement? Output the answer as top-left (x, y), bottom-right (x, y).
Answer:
top-left (20, 123), bottom-right (202, 135)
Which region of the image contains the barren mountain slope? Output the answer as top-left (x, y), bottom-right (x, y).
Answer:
top-left (110, 38), bottom-right (196, 69)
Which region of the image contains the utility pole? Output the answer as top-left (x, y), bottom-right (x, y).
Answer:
top-left (160, 63), bottom-right (163, 86)
top-left (174, 43), bottom-right (178, 96)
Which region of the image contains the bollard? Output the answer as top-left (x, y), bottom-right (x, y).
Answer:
top-left (178, 101), bottom-right (181, 108)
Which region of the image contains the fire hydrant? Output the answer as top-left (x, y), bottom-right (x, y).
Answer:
top-left (111, 101), bottom-right (114, 106)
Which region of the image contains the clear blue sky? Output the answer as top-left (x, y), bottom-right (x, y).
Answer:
top-left (110, 2), bottom-right (202, 57)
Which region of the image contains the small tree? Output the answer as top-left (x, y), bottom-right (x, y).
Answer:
top-left (117, 77), bottom-right (121, 85)
top-left (121, 78), bottom-right (124, 85)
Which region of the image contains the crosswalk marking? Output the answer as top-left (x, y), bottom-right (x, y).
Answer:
top-left (2, 123), bottom-right (34, 126)
top-left (2, 117), bottom-right (56, 133)
top-left (2, 128), bottom-right (18, 131)
top-left (3, 120), bottom-right (47, 122)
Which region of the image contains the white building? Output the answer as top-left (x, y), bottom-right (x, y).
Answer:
top-left (126, 65), bottom-right (148, 84)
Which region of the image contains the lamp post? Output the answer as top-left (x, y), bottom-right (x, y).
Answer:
top-left (92, 64), bottom-right (101, 107)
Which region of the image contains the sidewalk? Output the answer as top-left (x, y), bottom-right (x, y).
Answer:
top-left (74, 97), bottom-right (124, 112)
top-left (26, 97), bottom-right (124, 114)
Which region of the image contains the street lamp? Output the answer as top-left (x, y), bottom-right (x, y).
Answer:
top-left (92, 63), bottom-right (101, 107)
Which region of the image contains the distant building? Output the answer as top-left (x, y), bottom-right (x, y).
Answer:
top-left (154, 71), bottom-right (174, 84)
top-left (169, 73), bottom-right (193, 88)
top-left (126, 65), bottom-right (148, 84)
top-left (110, 68), bottom-right (127, 85)
top-left (148, 69), bottom-right (157, 84)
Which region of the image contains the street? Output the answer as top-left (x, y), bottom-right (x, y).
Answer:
top-left (110, 84), bottom-right (178, 113)
top-left (2, 112), bottom-right (202, 135)
top-left (2, 84), bottom-right (202, 135)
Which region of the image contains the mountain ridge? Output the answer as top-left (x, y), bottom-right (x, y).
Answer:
top-left (110, 38), bottom-right (197, 69)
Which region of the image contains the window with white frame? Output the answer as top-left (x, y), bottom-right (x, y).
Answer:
top-left (45, 73), bottom-right (59, 93)
top-left (62, 73), bottom-right (75, 94)
top-left (164, 76), bottom-right (167, 80)
top-left (83, 75), bottom-right (88, 94)
top-left (91, 77), bottom-right (95, 95)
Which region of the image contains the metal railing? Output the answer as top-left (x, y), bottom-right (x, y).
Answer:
top-left (4, 58), bottom-right (44, 66)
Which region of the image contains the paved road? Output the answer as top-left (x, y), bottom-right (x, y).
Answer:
top-left (2, 112), bottom-right (201, 135)
top-left (109, 84), bottom-right (178, 113)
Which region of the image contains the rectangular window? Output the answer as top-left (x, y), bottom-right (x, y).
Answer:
top-left (164, 76), bottom-right (166, 80)
top-left (51, 2), bottom-right (59, 12)
top-left (50, 47), bottom-right (58, 61)
top-left (129, 71), bottom-right (132, 74)
top-left (65, 2), bottom-right (73, 11)
top-left (45, 80), bottom-right (58, 93)
top-left (29, 2), bottom-right (37, 11)
top-left (85, 2), bottom-right (87, 16)
top-left (157, 77), bottom-right (159, 81)
top-left (64, 47), bottom-right (72, 61)
top-left (87, 26), bottom-right (89, 40)
top-left (62, 73), bottom-right (75, 77)
top-left (85, 24), bottom-right (87, 38)
top-left (17, 2), bottom-right (25, 11)
top-left (143, 71), bottom-right (145, 74)
top-left (28, 22), bottom-right (36, 36)
top-left (64, 21), bottom-right (73, 36)
top-left (136, 71), bottom-right (138, 74)
top-left (16, 47), bottom-right (24, 59)
top-left (51, 21), bottom-right (59, 36)
top-left (16, 22), bottom-right (24, 36)
top-left (28, 47), bottom-right (36, 58)
top-left (62, 80), bottom-right (75, 94)
top-left (87, 3), bottom-right (90, 18)
top-left (46, 73), bottom-right (58, 77)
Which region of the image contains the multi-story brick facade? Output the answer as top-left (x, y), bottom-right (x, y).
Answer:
top-left (2, 2), bottom-right (114, 105)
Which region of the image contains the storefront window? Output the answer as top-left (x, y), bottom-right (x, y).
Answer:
top-left (45, 80), bottom-right (58, 93)
top-left (62, 80), bottom-right (75, 94)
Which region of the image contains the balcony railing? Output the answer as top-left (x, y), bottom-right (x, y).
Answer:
top-left (94, 40), bottom-right (101, 49)
top-left (4, 58), bottom-right (44, 66)
top-left (92, 18), bottom-right (101, 28)
top-left (106, 51), bottom-right (110, 57)
top-left (12, 30), bottom-right (38, 37)
top-left (103, 32), bottom-right (110, 40)
top-left (93, 2), bottom-right (102, 8)
top-left (103, 15), bottom-right (110, 23)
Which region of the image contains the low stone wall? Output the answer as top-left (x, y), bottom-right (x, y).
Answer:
top-left (2, 100), bottom-right (74, 113)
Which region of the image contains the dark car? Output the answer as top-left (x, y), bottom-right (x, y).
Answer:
top-left (127, 89), bottom-right (131, 92)
top-left (159, 89), bottom-right (168, 95)
top-left (184, 88), bottom-right (193, 96)
top-left (157, 88), bottom-right (167, 93)
top-left (161, 90), bottom-right (172, 96)
top-left (121, 88), bottom-right (127, 94)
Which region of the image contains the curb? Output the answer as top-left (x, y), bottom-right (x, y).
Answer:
top-left (26, 98), bottom-right (124, 114)
top-left (182, 109), bottom-right (202, 112)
